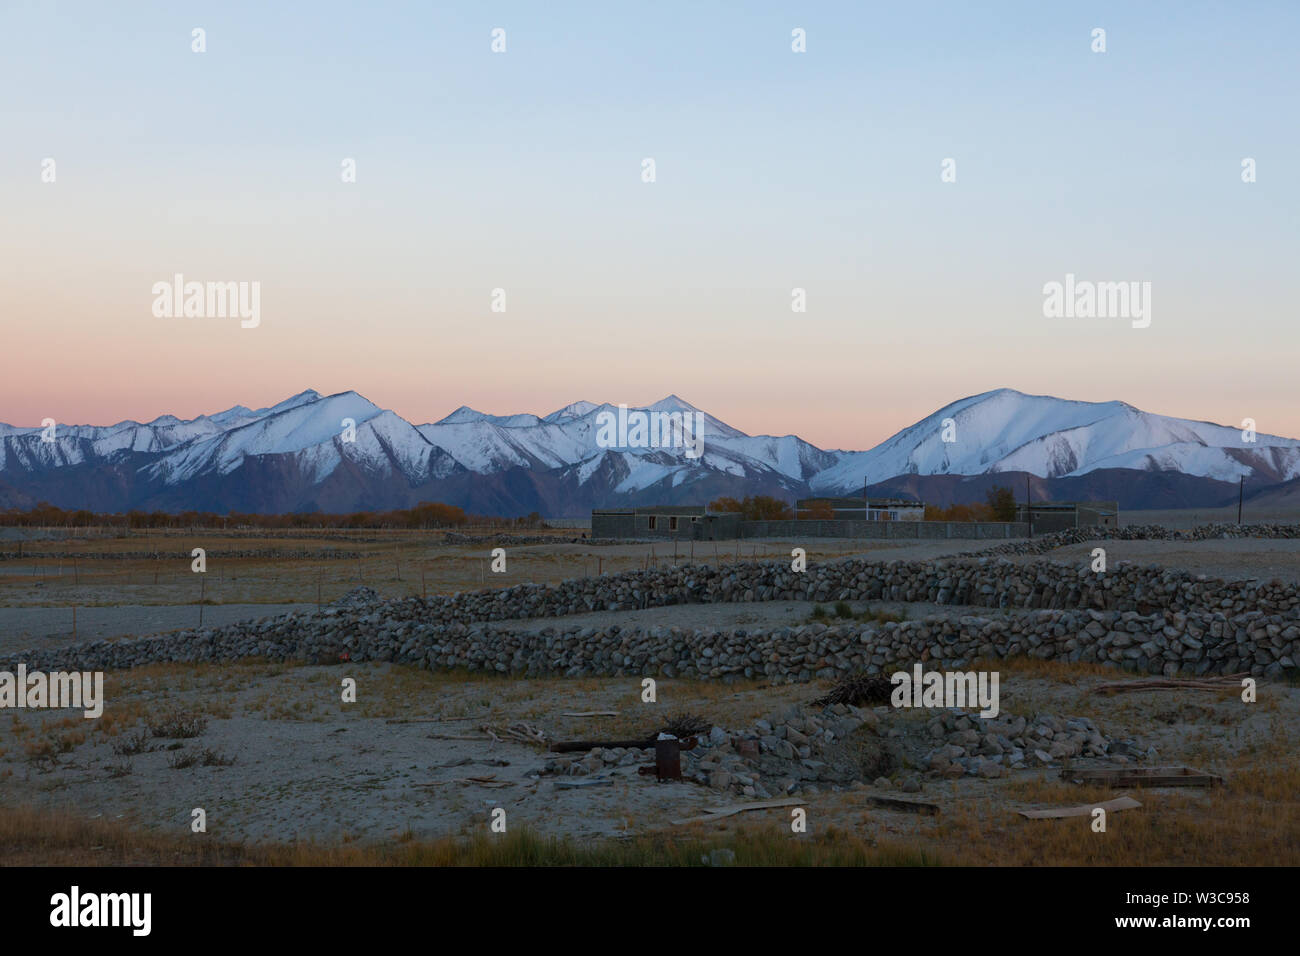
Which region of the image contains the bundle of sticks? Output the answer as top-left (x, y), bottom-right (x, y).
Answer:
top-left (809, 672), bottom-right (894, 707)
top-left (1091, 673), bottom-right (1249, 695)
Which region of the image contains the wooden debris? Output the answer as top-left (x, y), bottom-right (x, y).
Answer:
top-left (1062, 766), bottom-right (1223, 788)
top-left (476, 722), bottom-right (548, 747)
top-left (671, 798), bottom-right (803, 826)
top-left (1091, 673), bottom-right (1248, 695)
top-left (386, 715), bottom-right (484, 724)
top-left (868, 795), bottom-right (939, 815)
top-left (561, 711), bottom-right (618, 717)
top-left (554, 777), bottom-right (615, 790)
top-left (1019, 796), bottom-right (1141, 819)
top-left (660, 713), bottom-right (710, 739)
top-left (416, 774), bottom-right (513, 789)
top-left (430, 757), bottom-right (510, 769)
top-left (810, 672), bottom-right (893, 708)
top-left (552, 738), bottom-right (659, 753)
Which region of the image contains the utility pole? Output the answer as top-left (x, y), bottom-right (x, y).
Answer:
top-left (1026, 475), bottom-right (1032, 538)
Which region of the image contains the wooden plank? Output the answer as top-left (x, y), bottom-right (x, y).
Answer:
top-left (1063, 766), bottom-right (1223, 788)
top-left (671, 798), bottom-right (803, 826)
top-left (554, 777), bottom-right (615, 790)
top-left (561, 711), bottom-right (618, 717)
top-left (1019, 796), bottom-right (1141, 819)
top-left (868, 796), bottom-right (939, 815)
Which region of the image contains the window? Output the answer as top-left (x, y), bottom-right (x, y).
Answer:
top-left (647, 516), bottom-right (657, 530)
top-left (669, 516), bottom-right (678, 531)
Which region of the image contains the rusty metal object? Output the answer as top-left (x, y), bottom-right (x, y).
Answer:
top-left (655, 734), bottom-right (682, 781)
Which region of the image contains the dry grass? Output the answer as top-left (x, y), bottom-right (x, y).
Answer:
top-left (2, 527), bottom-right (890, 610)
top-left (0, 804), bottom-right (940, 867)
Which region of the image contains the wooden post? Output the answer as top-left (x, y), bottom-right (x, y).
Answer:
top-left (73, 557), bottom-right (78, 586)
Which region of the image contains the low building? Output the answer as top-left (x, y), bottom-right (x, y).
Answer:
top-left (591, 505), bottom-right (728, 540)
top-left (795, 496), bottom-right (925, 521)
top-left (1015, 500), bottom-right (1119, 534)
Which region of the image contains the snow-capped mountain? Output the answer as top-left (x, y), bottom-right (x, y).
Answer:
top-left (810, 389), bottom-right (1300, 493)
top-left (2, 387), bottom-right (1298, 515)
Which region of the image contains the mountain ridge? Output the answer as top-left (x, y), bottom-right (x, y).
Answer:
top-left (3, 387), bottom-right (1297, 516)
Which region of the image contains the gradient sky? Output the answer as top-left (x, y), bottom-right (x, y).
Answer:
top-left (2, 0), bottom-right (1297, 450)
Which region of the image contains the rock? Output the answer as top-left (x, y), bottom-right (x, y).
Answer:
top-left (901, 775), bottom-right (922, 793)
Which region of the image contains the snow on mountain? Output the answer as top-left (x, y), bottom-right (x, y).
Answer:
top-left (810, 388), bottom-right (1300, 493)
top-left (542, 400), bottom-right (600, 423)
top-left (4, 386), bottom-right (1299, 513)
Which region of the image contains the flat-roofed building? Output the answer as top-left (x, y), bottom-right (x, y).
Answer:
top-left (591, 505), bottom-right (724, 539)
top-left (795, 496), bottom-right (925, 521)
top-left (1015, 500), bottom-right (1119, 534)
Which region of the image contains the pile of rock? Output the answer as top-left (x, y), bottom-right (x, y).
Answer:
top-left (919, 710), bottom-right (1135, 778)
top-left (546, 703), bottom-right (1141, 798)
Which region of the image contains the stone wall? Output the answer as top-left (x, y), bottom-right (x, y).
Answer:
top-left (4, 523), bottom-right (1297, 683)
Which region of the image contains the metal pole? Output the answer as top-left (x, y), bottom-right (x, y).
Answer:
top-left (1026, 475), bottom-right (1032, 538)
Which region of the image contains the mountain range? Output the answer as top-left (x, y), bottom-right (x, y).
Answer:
top-left (2, 388), bottom-right (1298, 516)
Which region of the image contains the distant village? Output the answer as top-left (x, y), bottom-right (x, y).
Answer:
top-left (591, 496), bottom-right (1118, 541)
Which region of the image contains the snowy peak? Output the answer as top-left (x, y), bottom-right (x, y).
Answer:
top-left (4, 387), bottom-right (1300, 512)
top-left (542, 400), bottom-right (601, 423)
top-left (810, 388), bottom-right (1300, 493)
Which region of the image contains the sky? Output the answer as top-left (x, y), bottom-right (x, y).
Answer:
top-left (2, 0), bottom-right (1297, 450)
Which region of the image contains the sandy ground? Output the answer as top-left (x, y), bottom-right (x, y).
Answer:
top-left (2, 659), bottom-right (1291, 848)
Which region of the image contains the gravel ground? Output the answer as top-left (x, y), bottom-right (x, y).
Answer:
top-left (0, 603), bottom-right (310, 651)
top-left (3, 660), bottom-right (1290, 848)
top-left (1013, 538), bottom-right (1300, 585)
